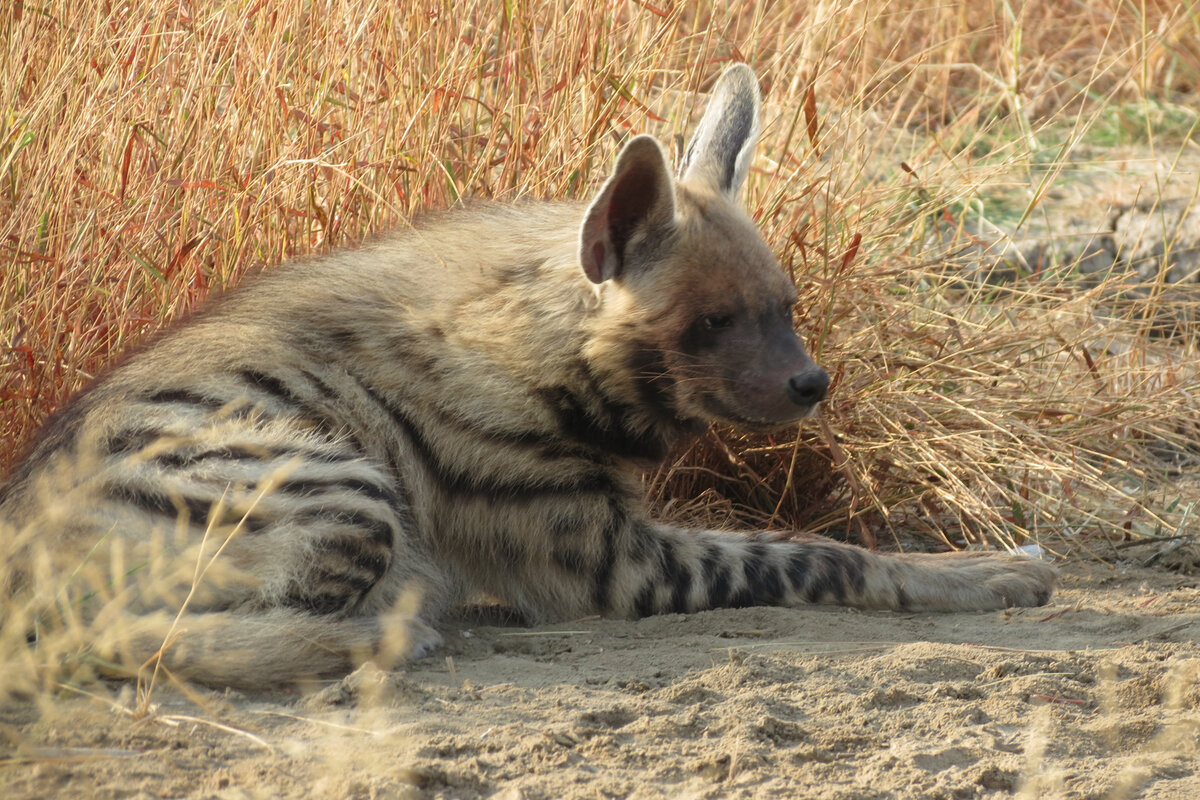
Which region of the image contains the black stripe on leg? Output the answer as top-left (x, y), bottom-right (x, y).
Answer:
top-left (151, 444), bottom-right (290, 469)
top-left (103, 484), bottom-right (206, 522)
top-left (295, 508), bottom-right (395, 548)
top-left (786, 548), bottom-right (822, 603)
top-left (786, 544), bottom-right (867, 604)
top-left (622, 535), bottom-right (694, 615)
top-left (742, 542), bottom-right (785, 606)
top-left (299, 369), bottom-right (344, 404)
top-left (104, 427), bottom-right (164, 455)
top-left (282, 592), bottom-right (343, 615)
top-left (701, 544), bottom-right (733, 608)
top-left (279, 477), bottom-right (403, 508)
top-left (311, 535), bottom-right (390, 577)
top-left (309, 566), bottom-right (378, 596)
top-left (661, 539), bottom-right (693, 614)
top-left (590, 500), bottom-right (630, 613)
top-left (237, 369), bottom-right (307, 408)
top-left (633, 581), bottom-right (657, 618)
top-left (102, 484), bottom-right (271, 532)
top-left (842, 547), bottom-right (868, 594)
top-left (591, 509), bottom-right (619, 613)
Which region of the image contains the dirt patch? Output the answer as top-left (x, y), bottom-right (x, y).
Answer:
top-left (3, 558), bottom-right (1198, 799)
top-left (954, 147), bottom-right (1200, 287)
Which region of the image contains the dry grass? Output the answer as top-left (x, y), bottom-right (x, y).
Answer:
top-left (3, 5), bottom-right (1200, 796)
top-left (2, 0), bottom-right (1199, 691)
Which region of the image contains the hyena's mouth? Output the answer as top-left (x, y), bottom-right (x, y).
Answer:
top-left (700, 396), bottom-right (815, 433)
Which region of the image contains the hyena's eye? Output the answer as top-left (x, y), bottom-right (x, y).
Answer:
top-left (780, 301), bottom-right (796, 321)
top-left (701, 314), bottom-right (734, 332)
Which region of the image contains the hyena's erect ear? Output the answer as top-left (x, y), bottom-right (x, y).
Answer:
top-left (578, 134), bottom-right (676, 284)
top-left (677, 63), bottom-right (761, 199)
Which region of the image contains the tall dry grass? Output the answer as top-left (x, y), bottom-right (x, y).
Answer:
top-left (2, 0), bottom-right (1199, 590)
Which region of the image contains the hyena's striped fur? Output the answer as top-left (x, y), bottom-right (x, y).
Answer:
top-left (1, 65), bottom-right (1055, 689)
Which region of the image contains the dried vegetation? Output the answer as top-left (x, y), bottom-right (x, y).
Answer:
top-left (1, 0), bottom-right (1199, 695)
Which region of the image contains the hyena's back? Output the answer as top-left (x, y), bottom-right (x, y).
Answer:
top-left (1, 65), bottom-right (1055, 690)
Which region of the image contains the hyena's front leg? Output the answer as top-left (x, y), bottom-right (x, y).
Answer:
top-left (605, 524), bottom-right (1057, 616)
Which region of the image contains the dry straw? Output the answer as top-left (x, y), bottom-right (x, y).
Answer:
top-left (2, 0), bottom-right (1199, 689)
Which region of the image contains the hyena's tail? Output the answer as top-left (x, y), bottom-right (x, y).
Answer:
top-left (89, 608), bottom-right (439, 690)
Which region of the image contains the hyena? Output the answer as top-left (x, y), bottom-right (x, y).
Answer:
top-left (1, 65), bottom-right (1055, 689)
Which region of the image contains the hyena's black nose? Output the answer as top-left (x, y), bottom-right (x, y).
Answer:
top-left (786, 369), bottom-right (830, 407)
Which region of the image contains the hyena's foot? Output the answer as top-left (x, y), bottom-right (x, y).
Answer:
top-left (373, 611), bottom-right (443, 666)
top-left (404, 618), bottom-right (444, 659)
top-left (882, 551), bottom-right (1058, 611)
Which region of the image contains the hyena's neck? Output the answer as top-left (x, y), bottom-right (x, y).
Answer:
top-left (286, 260), bottom-right (686, 471)
top-left (537, 343), bottom-right (702, 466)
top-left (565, 304), bottom-right (706, 465)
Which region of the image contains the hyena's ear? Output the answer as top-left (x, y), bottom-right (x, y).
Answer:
top-left (677, 63), bottom-right (761, 199)
top-left (578, 134), bottom-right (677, 284)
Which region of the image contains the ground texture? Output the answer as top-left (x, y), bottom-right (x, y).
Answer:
top-left (3, 553), bottom-right (1199, 800)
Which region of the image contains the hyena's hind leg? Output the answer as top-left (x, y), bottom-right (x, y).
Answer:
top-left (90, 606), bottom-right (443, 690)
top-left (82, 507), bottom-right (450, 690)
top-left (62, 419), bottom-right (451, 687)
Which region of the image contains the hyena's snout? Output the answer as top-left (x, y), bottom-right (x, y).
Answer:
top-left (721, 325), bottom-right (831, 429)
top-left (786, 367), bottom-right (830, 408)
top-left (766, 321), bottom-right (829, 417)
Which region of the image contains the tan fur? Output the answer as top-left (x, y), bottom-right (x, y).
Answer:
top-left (0, 65), bottom-right (1056, 689)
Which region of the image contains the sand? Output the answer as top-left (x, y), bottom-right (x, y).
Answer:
top-left (2, 547), bottom-right (1198, 800)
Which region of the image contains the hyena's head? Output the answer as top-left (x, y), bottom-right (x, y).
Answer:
top-left (579, 64), bottom-right (829, 434)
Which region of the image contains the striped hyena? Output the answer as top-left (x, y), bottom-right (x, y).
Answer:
top-left (1, 65), bottom-right (1055, 689)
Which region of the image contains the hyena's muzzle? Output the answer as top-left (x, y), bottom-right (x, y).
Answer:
top-left (689, 303), bottom-right (831, 432)
top-left (742, 313), bottom-right (829, 426)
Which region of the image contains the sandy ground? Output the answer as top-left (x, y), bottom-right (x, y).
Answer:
top-left (2, 549), bottom-right (1198, 800)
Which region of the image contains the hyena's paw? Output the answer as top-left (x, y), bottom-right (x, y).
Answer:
top-left (947, 552), bottom-right (1058, 609)
top-left (405, 618), bottom-right (444, 659)
top-left (973, 554), bottom-right (1057, 608)
top-left (374, 611), bottom-right (444, 667)
top-left (892, 551), bottom-right (1058, 611)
